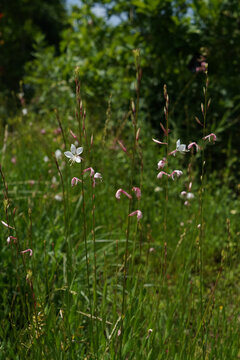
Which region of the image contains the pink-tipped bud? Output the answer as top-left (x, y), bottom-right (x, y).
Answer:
top-left (180, 191), bottom-right (187, 197)
top-left (21, 249), bottom-right (33, 256)
top-left (131, 100), bottom-right (135, 113)
top-left (71, 177), bottom-right (82, 186)
top-left (1, 220), bottom-right (15, 230)
top-left (7, 236), bottom-right (17, 244)
top-left (157, 171), bottom-right (169, 179)
top-left (168, 149), bottom-right (177, 157)
top-left (170, 170), bottom-right (183, 180)
top-left (11, 157), bottom-right (17, 164)
top-left (188, 142), bottom-right (199, 152)
top-left (92, 172), bottom-right (102, 188)
top-left (160, 122), bottom-right (170, 136)
top-left (83, 167), bottom-right (95, 177)
top-left (203, 133), bottom-right (217, 143)
top-left (132, 187), bottom-right (141, 200)
top-left (152, 138), bottom-right (168, 145)
top-left (117, 140), bottom-right (127, 153)
top-left (115, 189), bottom-right (132, 200)
top-left (188, 182), bottom-right (192, 191)
top-left (157, 158), bottom-right (167, 170)
top-left (128, 210), bottom-right (143, 221)
top-left (136, 128), bottom-right (140, 142)
top-left (70, 130), bottom-right (78, 140)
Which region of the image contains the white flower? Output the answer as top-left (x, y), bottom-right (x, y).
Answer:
top-left (55, 149), bottom-right (62, 160)
top-left (55, 194), bottom-right (62, 201)
top-left (94, 172), bottom-right (102, 180)
top-left (186, 192), bottom-right (194, 200)
top-left (176, 139), bottom-right (189, 153)
top-left (43, 156), bottom-right (49, 162)
top-left (22, 108), bottom-right (28, 116)
top-left (64, 144), bottom-right (83, 164)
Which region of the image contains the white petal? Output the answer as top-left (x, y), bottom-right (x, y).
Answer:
top-left (176, 139), bottom-right (180, 148)
top-left (64, 151), bottom-right (73, 159)
top-left (178, 145), bottom-right (186, 152)
top-left (75, 156), bottom-right (81, 163)
top-left (71, 144), bottom-right (76, 154)
top-left (76, 147), bottom-right (83, 155)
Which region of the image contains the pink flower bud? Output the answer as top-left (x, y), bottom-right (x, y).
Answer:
top-left (203, 133), bottom-right (217, 143)
top-left (70, 130), bottom-right (78, 139)
top-left (136, 128), bottom-right (140, 142)
top-left (168, 149), bottom-right (177, 157)
top-left (188, 142), bottom-right (199, 152)
top-left (132, 187), bottom-right (141, 200)
top-left (71, 177), bottom-right (82, 186)
top-left (128, 210), bottom-right (143, 221)
top-left (1, 220), bottom-right (15, 230)
top-left (11, 157), bottom-right (17, 164)
top-left (115, 189), bottom-right (132, 200)
top-left (7, 236), bottom-right (17, 244)
top-left (83, 167), bottom-right (95, 177)
top-left (157, 158), bottom-right (166, 169)
top-left (117, 140), bottom-right (127, 153)
top-left (170, 170), bottom-right (183, 180)
top-left (21, 249), bottom-right (33, 256)
top-left (157, 171), bottom-right (169, 179)
top-left (160, 122), bottom-right (170, 136)
top-left (152, 138), bottom-right (168, 145)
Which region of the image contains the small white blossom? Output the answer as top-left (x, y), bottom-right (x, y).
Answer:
top-left (176, 139), bottom-right (189, 154)
top-left (55, 149), bottom-right (62, 160)
top-left (64, 144), bottom-right (83, 164)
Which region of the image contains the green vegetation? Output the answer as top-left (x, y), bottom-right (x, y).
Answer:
top-left (0, 1), bottom-right (240, 359)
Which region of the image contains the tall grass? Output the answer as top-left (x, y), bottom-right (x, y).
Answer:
top-left (0, 55), bottom-right (239, 360)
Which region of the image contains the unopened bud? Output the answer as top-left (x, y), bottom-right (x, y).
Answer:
top-left (136, 128), bottom-right (140, 142)
top-left (131, 100), bottom-right (135, 113)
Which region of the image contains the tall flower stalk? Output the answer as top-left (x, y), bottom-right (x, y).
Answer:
top-left (74, 68), bottom-right (95, 353)
top-left (198, 62), bottom-right (209, 360)
top-left (119, 49), bottom-right (142, 356)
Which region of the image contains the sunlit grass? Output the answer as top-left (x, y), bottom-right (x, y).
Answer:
top-left (0, 63), bottom-right (239, 359)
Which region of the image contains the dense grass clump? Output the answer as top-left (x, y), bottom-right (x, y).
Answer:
top-left (0, 59), bottom-right (239, 359)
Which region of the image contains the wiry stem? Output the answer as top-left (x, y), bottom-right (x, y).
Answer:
top-left (199, 64), bottom-right (209, 360)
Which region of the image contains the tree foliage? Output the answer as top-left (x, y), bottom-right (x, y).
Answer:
top-left (4, 0), bottom-right (240, 172)
top-left (0, 0), bottom-right (66, 106)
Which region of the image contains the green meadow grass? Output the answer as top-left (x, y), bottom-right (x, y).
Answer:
top-left (0, 69), bottom-right (240, 359)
